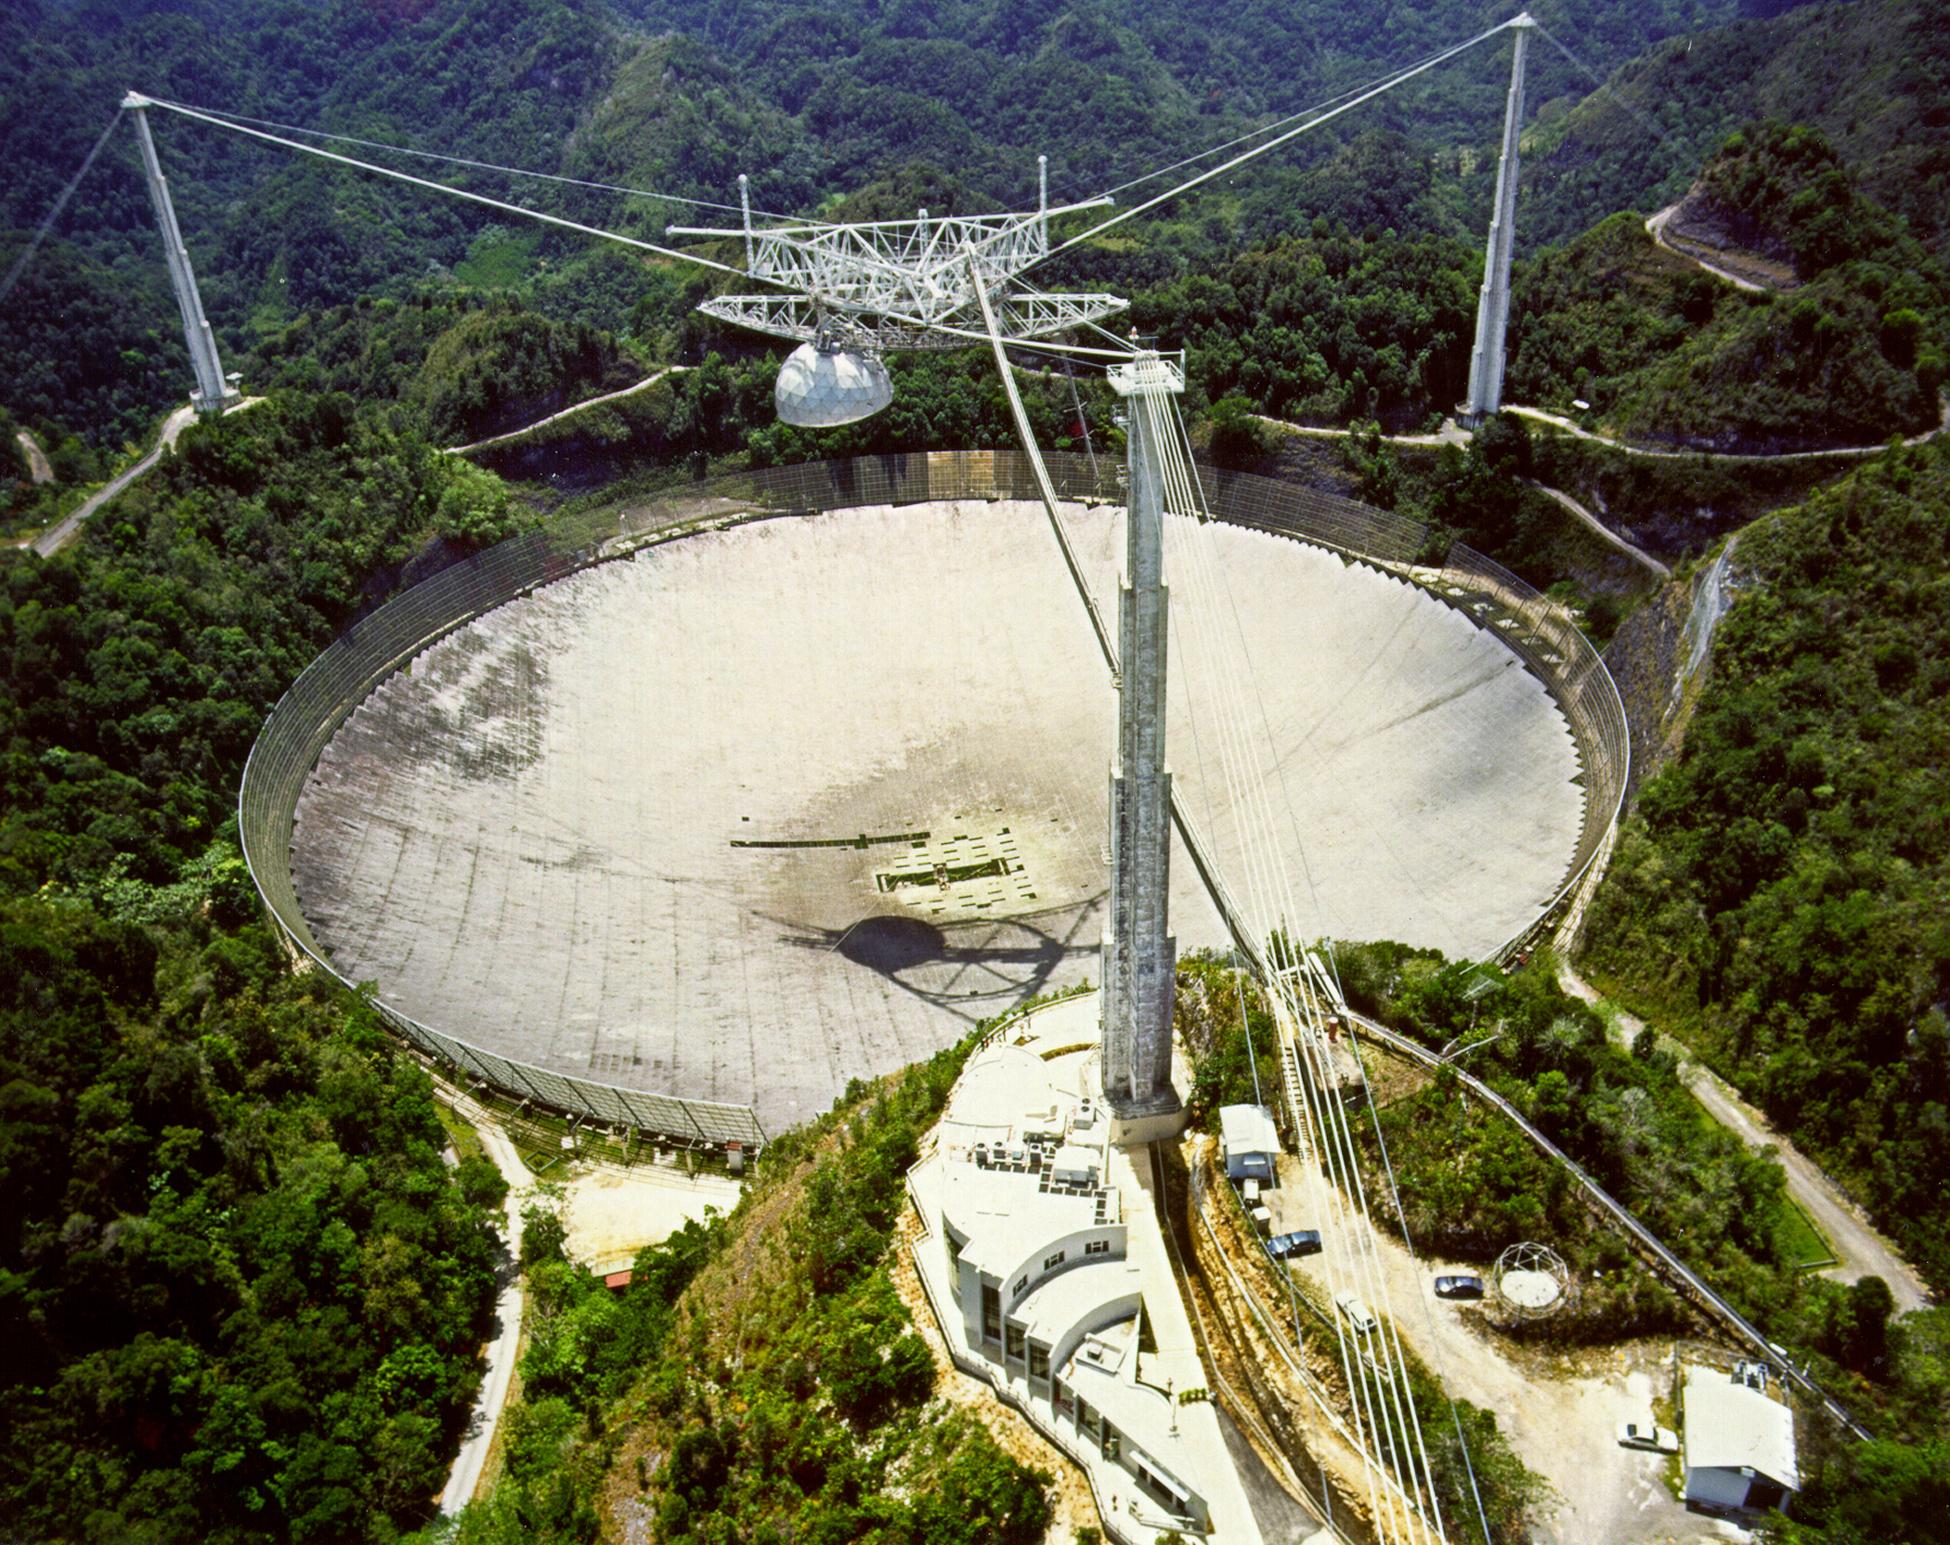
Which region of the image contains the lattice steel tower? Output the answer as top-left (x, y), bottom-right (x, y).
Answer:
top-left (1101, 353), bottom-right (1184, 1123)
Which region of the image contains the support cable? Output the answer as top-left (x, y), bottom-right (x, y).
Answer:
top-left (1144, 399), bottom-right (1411, 1536)
top-left (1029, 21), bottom-right (1512, 275)
top-left (1528, 22), bottom-right (1674, 148)
top-left (140, 96), bottom-right (802, 217)
top-left (0, 109), bottom-right (125, 309)
top-left (1092, 31), bottom-right (1525, 203)
top-left (1150, 399), bottom-right (1457, 1540)
top-left (135, 97), bottom-right (756, 280)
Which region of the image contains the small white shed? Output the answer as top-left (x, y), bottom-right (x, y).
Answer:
top-left (1218, 1104), bottom-right (1279, 1182)
top-left (1681, 1364), bottom-right (1798, 1514)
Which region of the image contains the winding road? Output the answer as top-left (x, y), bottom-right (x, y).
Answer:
top-left (444, 364), bottom-right (690, 455)
top-left (437, 1090), bottom-right (531, 1518)
top-left (1504, 398), bottom-right (1950, 464)
top-left (1645, 203), bottom-right (1769, 294)
top-left (28, 397), bottom-right (263, 558)
top-left (1559, 966), bottom-right (1931, 1315)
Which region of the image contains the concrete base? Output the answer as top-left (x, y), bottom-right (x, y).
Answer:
top-left (1109, 1105), bottom-right (1189, 1147)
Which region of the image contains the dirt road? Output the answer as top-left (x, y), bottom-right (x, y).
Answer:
top-left (438, 1091), bottom-right (531, 1516)
top-left (1645, 205), bottom-right (1769, 295)
top-left (444, 365), bottom-right (691, 455)
top-left (1527, 480), bottom-right (1671, 579)
top-left (30, 397), bottom-right (263, 557)
top-left (1505, 397), bottom-right (1950, 464)
top-left (15, 429), bottom-right (53, 484)
top-left (1560, 967), bottom-right (1930, 1314)
top-left (1265, 1152), bottom-right (1706, 1544)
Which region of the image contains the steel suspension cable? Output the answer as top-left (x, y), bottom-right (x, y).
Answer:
top-left (0, 108), bottom-right (125, 309)
top-left (1150, 401), bottom-right (1455, 1540)
top-left (1027, 20), bottom-right (1513, 275)
top-left (141, 96), bottom-right (803, 217)
top-left (136, 97), bottom-right (757, 281)
top-left (1090, 30), bottom-right (1524, 204)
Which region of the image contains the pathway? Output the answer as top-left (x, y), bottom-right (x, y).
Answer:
top-left (1252, 413), bottom-right (1468, 449)
top-left (1559, 965), bottom-right (1930, 1314)
top-left (30, 397), bottom-right (263, 558)
top-left (1526, 478), bottom-right (1670, 579)
top-left (444, 365), bottom-right (691, 455)
top-left (15, 429), bottom-right (53, 484)
top-left (1645, 204), bottom-right (1769, 294)
top-left (1504, 397), bottom-right (1950, 465)
top-left (437, 1090), bottom-right (531, 1518)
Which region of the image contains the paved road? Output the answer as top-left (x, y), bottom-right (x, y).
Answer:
top-left (444, 365), bottom-right (690, 455)
top-left (1505, 397), bottom-right (1950, 464)
top-left (1526, 479), bottom-right (1671, 579)
top-left (15, 429), bottom-right (53, 484)
top-left (1560, 967), bottom-right (1931, 1314)
top-left (30, 398), bottom-right (265, 557)
top-left (1645, 204), bottom-right (1768, 294)
top-left (437, 1091), bottom-right (531, 1517)
top-left (1251, 413), bottom-right (1469, 449)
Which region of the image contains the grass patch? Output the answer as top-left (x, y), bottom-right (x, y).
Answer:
top-left (1778, 1200), bottom-right (1837, 1272)
top-left (454, 227), bottom-right (541, 289)
top-left (435, 1101), bottom-right (488, 1165)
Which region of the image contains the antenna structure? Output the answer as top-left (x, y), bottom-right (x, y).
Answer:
top-left (666, 182), bottom-right (1126, 353)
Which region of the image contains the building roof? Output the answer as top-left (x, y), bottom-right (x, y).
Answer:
top-left (1218, 1103), bottom-right (1279, 1155)
top-left (1682, 1365), bottom-right (1799, 1489)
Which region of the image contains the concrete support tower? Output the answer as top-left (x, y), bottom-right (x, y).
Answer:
top-left (1101, 353), bottom-right (1184, 1127)
top-left (123, 94), bottom-right (236, 416)
top-left (1461, 14), bottom-right (1534, 425)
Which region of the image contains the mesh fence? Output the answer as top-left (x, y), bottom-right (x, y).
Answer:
top-left (1434, 543), bottom-right (1631, 954)
top-left (240, 450), bottom-right (1626, 1142)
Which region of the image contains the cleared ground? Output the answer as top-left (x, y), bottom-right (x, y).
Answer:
top-left (293, 499), bottom-right (1583, 1134)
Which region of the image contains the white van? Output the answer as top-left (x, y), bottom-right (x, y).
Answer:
top-left (1334, 1290), bottom-right (1379, 1335)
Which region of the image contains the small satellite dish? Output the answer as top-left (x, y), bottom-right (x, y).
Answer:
top-left (776, 336), bottom-right (893, 427)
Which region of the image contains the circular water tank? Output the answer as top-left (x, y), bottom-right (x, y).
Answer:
top-left (775, 341), bottom-right (893, 427)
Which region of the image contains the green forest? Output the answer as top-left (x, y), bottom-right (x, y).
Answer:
top-left (450, 1038), bottom-right (1053, 1545)
top-left (1582, 437), bottom-right (1950, 1293)
top-left (0, 394), bottom-right (524, 1539)
top-left (3, 0), bottom-right (1950, 1539)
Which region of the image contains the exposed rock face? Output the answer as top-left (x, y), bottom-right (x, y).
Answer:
top-left (1600, 538), bottom-right (1746, 798)
top-left (1661, 183), bottom-right (1803, 292)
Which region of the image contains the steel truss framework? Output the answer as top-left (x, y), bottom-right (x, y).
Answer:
top-left (671, 184), bottom-right (1126, 350)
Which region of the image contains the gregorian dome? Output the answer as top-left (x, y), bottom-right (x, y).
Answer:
top-left (775, 336), bottom-right (894, 426)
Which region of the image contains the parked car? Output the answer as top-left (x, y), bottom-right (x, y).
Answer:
top-left (1333, 1290), bottom-right (1378, 1334)
top-left (1267, 1230), bottom-right (1322, 1260)
top-left (1433, 1273), bottom-right (1485, 1300)
top-left (1617, 1421), bottom-right (1679, 1454)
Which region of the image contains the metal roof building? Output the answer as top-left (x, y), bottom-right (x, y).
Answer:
top-left (1681, 1363), bottom-right (1799, 1514)
top-left (1218, 1104), bottom-right (1280, 1181)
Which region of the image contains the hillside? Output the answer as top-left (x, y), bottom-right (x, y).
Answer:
top-left (1580, 435), bottom-right (1950, 1296)
top-left (0, 393), bottom-right (524, 1541)
top-left (1509, 122), bottom-right (1947, 452)
top-left (442, 1037), bottom-right (1058, 1545)
top-left (1524, 0), bottom-right (1950, 257)
top-left (0, 0), bottom-right (1787, 450)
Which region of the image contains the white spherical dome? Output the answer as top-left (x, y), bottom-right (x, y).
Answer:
top-left (775, 342), bottom-right (893, 427)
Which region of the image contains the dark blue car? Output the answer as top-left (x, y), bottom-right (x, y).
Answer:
top-left (1267, 1230), bottom-right (1323, 1260)
top-left (1434, 1273), bottom-right (1485, 1300)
